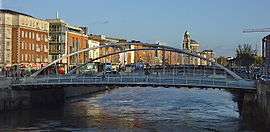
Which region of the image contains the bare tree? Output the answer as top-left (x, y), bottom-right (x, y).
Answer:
top-left (235, 44), bottom-right (256, 68)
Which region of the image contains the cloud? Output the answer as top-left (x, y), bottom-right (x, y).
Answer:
top-left (91, 20), bottom-right (110, 25)
top-left (102, 20), bottom-right (109, 24)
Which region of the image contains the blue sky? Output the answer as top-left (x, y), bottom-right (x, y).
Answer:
top-left (1, 0), bottom-right (270, 56)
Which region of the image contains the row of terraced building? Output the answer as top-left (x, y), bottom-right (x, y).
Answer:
top-left (0, 9), bottom-right (215, 73)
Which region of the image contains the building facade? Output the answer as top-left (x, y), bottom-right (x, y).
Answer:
top-left (88, 38), bottom-right (100, 62)
top-left (200, 50), bottom-right (215, 65)
top-left (262, 35), bottom-right (270, 74)
top-left (46, 18), bottom-right (88, 71)
top-left (124, 41), bottom-right (182, 66)
top-left (183, 31), bottom-right (200, 65)
top-left (67, 28), bottom-right (88, 69)
top-left (0, 9), bottom-right (49, 69)
top-left (88, 34), bottom-right (126, 65)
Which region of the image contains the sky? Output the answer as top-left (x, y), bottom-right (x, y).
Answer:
top-left (1, 0), bottom-right (270, 56)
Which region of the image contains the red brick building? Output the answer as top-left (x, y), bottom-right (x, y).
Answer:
top-left (0, 9), bottom-right (49, 69)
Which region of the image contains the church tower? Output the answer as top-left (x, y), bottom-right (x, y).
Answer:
top-left (183, 31), bottom-right (191, 50)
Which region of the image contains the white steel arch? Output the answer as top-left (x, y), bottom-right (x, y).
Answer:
top-left (31, 43), bottom-right (243, 80)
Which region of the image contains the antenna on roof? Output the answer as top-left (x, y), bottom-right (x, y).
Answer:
top-left (186, 24), bottom-right (192, 32)
top-left (56, 11), bottom-right (59, 19)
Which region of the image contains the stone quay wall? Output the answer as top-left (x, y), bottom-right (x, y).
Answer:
top-left (0, 84), bottom-right (112, 112)
top-left (256, 81), bottom-right (270, 126)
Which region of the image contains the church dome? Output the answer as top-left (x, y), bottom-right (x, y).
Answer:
top-left (191, 39), bottom-right (198, 44)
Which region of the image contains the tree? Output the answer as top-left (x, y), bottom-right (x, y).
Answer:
top-left (217, 56), bottom-right (229, 66)
top-left (255, 55), bottom-right (263, 67)
top-left (235, 44), bottom-right (256, 68)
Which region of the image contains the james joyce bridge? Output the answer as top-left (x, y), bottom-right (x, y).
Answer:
top-left (11, 43), bottom-right (256, 91)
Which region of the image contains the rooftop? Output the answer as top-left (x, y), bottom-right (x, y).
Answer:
top-left (191, 39), bottom-right (199, 44)
top-left (202, 49), bottom-right (214, 52)
top-left (0, 9), bottom-right (33, 18)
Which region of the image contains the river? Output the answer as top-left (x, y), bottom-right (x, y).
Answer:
top-left (0, 87), bottom-right (256, 131)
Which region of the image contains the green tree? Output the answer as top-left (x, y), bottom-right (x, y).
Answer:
top-left (235, 44), bottom-right (256, 68)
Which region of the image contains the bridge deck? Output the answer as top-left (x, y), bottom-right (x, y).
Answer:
top-left (11, 75), bottom-right (256, 91)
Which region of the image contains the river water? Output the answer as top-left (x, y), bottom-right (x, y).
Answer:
top-left (0, 87), bottom-right (255, 131)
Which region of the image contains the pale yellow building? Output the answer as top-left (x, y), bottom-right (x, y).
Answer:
top-left (88, 38), bottom-right (100, 61)
top-left (200, 49), bottom-right (215, 65)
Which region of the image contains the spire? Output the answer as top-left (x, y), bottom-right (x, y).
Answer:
top-left (56, 11), bottom-right (59, 19)
top-left (184, 30), bottom-right (190, 37)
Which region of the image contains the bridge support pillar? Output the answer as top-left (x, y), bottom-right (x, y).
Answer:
top-left (29, 87), bottom-right (65, 106)
top-left (241, 92), bottom-right (258, 128)
top-left (240, 81), bottom-right (270, 130)
top-left (255, 81), bottom-right (270, 129)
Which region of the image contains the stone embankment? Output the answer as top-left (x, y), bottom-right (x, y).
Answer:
top-left (0, 77), bottom-right (111, 112)
top-left (241, 81), bottom-right (270, 130)
top-left (256, 81), bottom-right (270, 126)
top-left (0, 77), bottom-right (30, 111)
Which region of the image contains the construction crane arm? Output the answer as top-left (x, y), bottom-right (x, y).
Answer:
top-left (243, 28), bottom-right (270, 33)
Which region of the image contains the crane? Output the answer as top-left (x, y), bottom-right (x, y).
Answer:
top-left (243, 28), bottom-right (270, 75)
top-left (243, 28), bottom-right (270, 33)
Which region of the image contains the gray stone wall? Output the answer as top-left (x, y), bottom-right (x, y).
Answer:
top-left (64, 85), bottom-right (110, 98)
top-left (0, 85), bottom-right (112, 112)
top-left (0, 89), bottom-right (30, 112)
top-left (256, 81), bottom-right (270, 125)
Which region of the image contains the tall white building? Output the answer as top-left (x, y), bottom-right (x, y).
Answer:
top-left (88, 39), bottom-right (100, 62)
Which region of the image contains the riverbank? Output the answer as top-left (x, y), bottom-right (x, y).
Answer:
top-left (0, 84), bottom-right (112, 112)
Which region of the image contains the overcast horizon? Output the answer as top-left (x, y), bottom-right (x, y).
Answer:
top-left (1, 0), bottom-right (270, 56)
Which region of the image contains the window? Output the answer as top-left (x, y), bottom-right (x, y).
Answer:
top-left (40, 44), bottom-right (43, 52)
top-left (21, 31), bottom-right (24, 38)
top-left (44, 45), bottom-right (47, 52)
top-left (36, 44), bottom-right (40, 52)
top-left (29, 32), bottom-right (32, 39)
top-left (5, 29), bottom-right (11, 39)
top-left (44, 35), bottom-right (46, 41)
top-left (32, 43), bottom-right (35, 50)
top-left (41, 34), bottom-right (43, 41)
top-left (32, 32), bottom-right (35, 39)
top-left (24, 43), bottom-right (27, 49)
top-left (36, 33), bottom-right (39, 41)
top-left (22, 54), bottom-right (24, 61)
top-left (21, 42), bottom-right (24, 50)
top-left (25, 31), bottom-right (28, 38)
top-left (25, 54), bottom-right (28, 61)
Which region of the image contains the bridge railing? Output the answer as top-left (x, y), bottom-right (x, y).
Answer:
top-left (12, 75), bottom-right (256, 90)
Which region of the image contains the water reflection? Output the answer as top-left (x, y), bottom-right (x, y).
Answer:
top-left (0, 87), bottom-right (255, 131)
